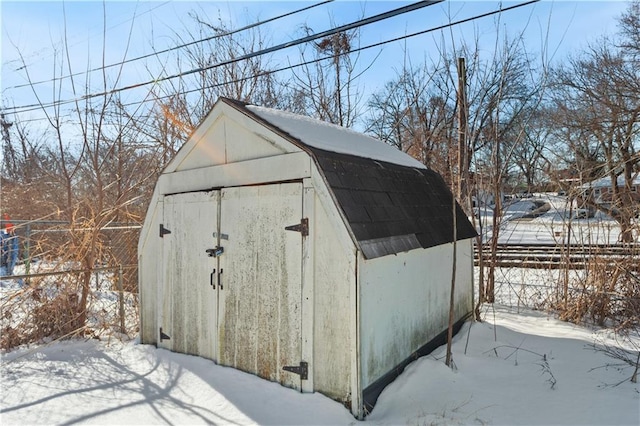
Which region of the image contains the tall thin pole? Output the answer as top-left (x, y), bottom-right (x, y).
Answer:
top-left (25, 223), bottom-right (31, 285)
top-left (445, 194), bottom-right (458, 367)
top-left (457, 57), bottom-right (467, 202)
top-left (118, 265), bottom-right (125, 335)
top-left (446, 57), bottom-right (467, 368)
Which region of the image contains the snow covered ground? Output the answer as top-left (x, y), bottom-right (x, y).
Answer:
top-left (2, 194), bottom-right (638, 425)
top-left (477, 193), bottom-right (629, 244)
top-left (2, 304), bottom-right (638, 425)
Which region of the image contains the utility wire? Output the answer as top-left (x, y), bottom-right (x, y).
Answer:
top-left (8, 1), bottom-right (172, 74)
top-left (5, 0), bottom-right (540, 115)
top-left (8, 0), bottom-right (537, 115)
top-left (138, 0), bottom-right (541, 107)
top-left (2, 0), bottom-right (442, 114)
top-left (6, 0), bottom-right (334, 91)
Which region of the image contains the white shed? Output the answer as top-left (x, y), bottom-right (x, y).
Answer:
top-left (138, 97), bottom-right (477, 418)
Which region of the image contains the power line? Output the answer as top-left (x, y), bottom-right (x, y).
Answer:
top-left (4, 0), bottom-right (540, 116)
top-left (2, 0), bottom-right (443, 114)
top-left (7, 0), bottom-right (537, 115)
top-left (8, 1), bottom-right (172, 75)
top-left (6, 0), bottom-right (334, 92)
top-left (12, 1), bottom-right (539, 116)
top-left (137, 0), bottom-right (542, 108)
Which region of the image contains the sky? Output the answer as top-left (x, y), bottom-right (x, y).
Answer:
top-left (0, 1), bottom-right (632, 127)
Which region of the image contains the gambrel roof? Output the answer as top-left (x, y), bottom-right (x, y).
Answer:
top-left (223, 98), bottom-right (476, 259)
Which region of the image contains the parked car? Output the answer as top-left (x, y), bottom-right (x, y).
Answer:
top-left (503, 199), bottom-right (550, 221)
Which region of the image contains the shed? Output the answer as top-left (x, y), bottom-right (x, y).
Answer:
top-left (138, 97), bottom-right (477, 418)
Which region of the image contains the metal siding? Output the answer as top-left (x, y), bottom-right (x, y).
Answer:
top-left (301, 180), bottom-right (315, 393)
top-left (164, 106), bottom-right (303, 176)
top-left (158, 152), bottom-right (311, 196)
top-left (174, 117), bottom-right (227, 171)
top-left (224, 116), bottom-right (291, 163)
top-left (159, 198), bottom-right (173, 352)
top-left (358, 240), bottom-right (474, 388)
top-left (218, 183), bottom-right (303, 390)
top-left (311, 195), bottom-right (355, 403)
top-left (159, 192), bottom-right (218, 360)
top-left (138, 198), bottom-right (161, 345)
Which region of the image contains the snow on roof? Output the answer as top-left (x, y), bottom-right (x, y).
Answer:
top-left (246, 105), bottom-right (426, 169)
top-left (581, 172), bottom-right (640, 188)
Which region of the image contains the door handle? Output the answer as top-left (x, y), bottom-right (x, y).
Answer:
top-left (218, 268), bottom-right (223, 290)
top-left (210, 268), bottom-right (216, 289)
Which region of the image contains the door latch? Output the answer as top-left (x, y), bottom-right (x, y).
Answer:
top-left (206, 246), bottom-right (224, 257)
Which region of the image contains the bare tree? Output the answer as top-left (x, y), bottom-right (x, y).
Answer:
top-left (0, 114), bottom-right (49, 186)
top-left (147, 12), bottom-right (287, 146)
top-left (290, 24), bottom-right (365, 127)
top-left (506, 108), bottom-right (550, 193)
top-left (365, 60), bottom-right (455, 181)
top-left (366, 22), bottom-right (547, 306)
top-left (2, 3), bottom-right (157, 340)
top-left (550, 28), bottom-right (640, 241)
top-left (618, 1), bottom-right (640, 58)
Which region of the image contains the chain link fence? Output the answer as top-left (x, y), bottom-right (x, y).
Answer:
top-left (1, 220), bottom-right (141, 349)
top-left (475, 249), bottom-right (640, 330)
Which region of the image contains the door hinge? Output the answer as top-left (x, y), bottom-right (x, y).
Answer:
top-left (159, 327), bottom-right (170, 341)
top-left (285, 218), bottom-right (309, 237)
top-left (159, 224), bottom-right (172, 238)
top-left (283, 361), bottom-right (308, 380)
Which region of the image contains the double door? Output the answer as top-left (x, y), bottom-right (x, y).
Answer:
top-left (159, 183), bottom-right (304, 389)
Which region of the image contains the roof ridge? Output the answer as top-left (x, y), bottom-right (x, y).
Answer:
top-left (222, 98), bottom-right (426, 170)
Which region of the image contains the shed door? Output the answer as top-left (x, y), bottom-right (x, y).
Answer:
top-left (218, 183), bottom-right (303, 390)
top-left (160, 191), bottom-right (219, 360)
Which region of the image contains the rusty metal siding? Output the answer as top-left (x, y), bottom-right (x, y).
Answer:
top-left (358, 239), bottom-right (474, 388)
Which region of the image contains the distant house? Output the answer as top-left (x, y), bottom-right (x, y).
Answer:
top-left (138, 98), bottom-right (477, 418)
top-left (579, 173), bottom-right (640, 205)
top-left (552, 168), bottom-right (582, 186)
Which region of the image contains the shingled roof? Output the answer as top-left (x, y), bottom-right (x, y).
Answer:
top-left (224, 98), bottom-right (477, 259)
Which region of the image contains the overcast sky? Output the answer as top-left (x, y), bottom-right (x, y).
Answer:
top-left (0, 1), bottom-right (631, 124)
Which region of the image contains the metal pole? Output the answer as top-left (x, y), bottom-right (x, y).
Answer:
top-left (457, 57), bottom-right (467, 201)
top-left (25, 223), bottom-right (31, 285)
top-left (118, 264), bottom-right (125, 335)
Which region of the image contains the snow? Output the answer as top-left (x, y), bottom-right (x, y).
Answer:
top-left (476, 193), bottom-right (628, 244)
top-left (580, 172), bottom-right (640, 189)
top-left (369, 306), bottom-right (639, 426)
top-left (247, 105), bottom-right (426, 169)
top-left (1, 261), bottom-right (139, 341)
top-left (2, 305), bottom-right (638, 425)
top-left (2, 193), bottom-right (638, 425)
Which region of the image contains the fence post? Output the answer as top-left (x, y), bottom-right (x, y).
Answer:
top-left (25, 223), bottom-right (31, 285)
top-left (118, 265), bottom-right (125, 335)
